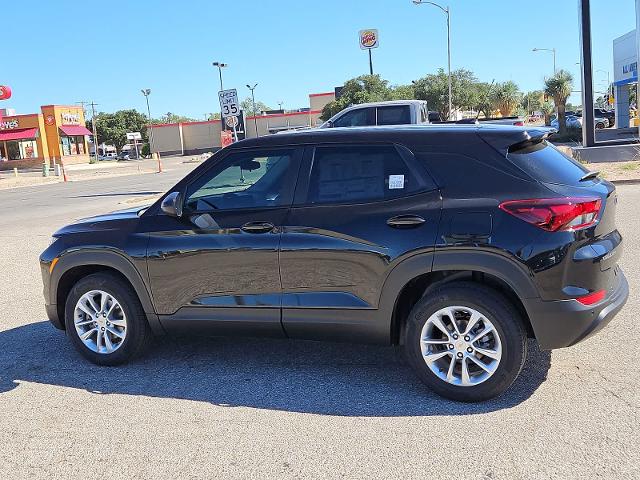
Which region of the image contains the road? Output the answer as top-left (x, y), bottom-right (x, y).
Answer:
top-left (0, 168), bottom-right (637, 479)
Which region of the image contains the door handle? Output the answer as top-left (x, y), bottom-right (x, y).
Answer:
top-left (241, 221), bottom-right (275, 234)
top-left (386, 215), bottom-right (426, 229)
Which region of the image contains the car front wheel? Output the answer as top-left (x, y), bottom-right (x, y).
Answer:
top-left (64, 272), bottom-right (151, 365)
top-left (403, 282), bottom-right (527, 402)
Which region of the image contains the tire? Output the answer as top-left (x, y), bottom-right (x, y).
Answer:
top-left (64, 272), bottom-right (151, 365)
top-left (403, 282), bottom-right (527, 402)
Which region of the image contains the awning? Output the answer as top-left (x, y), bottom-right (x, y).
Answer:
top-left (614, 75), bottom-right (637, 86)
top-left (0, 128), bottom-right (38, 141)
top-left (59, 125), bottom-right (93, 136)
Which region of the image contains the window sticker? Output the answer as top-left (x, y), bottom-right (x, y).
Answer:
top-left (388, 174), bottom-right (405, 189)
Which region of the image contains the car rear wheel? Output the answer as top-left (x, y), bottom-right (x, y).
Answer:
top-left (403, 282), bottom-right (527, 402)
top-left (64, 272), bottom-right (151, 365)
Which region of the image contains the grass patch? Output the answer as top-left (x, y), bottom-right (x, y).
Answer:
top-left (620, 162), bottom-right (640, 171)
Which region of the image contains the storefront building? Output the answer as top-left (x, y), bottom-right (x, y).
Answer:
top-left (613, 30), bottom-right (637, 129)
top-left (148, 91), bottom-right (336, 156)
top-left (0, 105), bottom-right (92, 170)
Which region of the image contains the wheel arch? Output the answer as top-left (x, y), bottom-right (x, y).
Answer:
top-left (51, 250), bottom-right (163, 335)
top-left (382, 250), bottom-right (537, 345)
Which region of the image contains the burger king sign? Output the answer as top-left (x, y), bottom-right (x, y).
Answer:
top-left (359, 29), bottom-right (379, 50)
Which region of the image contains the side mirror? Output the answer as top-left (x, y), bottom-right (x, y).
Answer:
top-left (161, 191), bottom-right (183, 217)
top-left (240, 159), bottom-right (261, 171)
top-left (325, 120), bottom-right (333, 128)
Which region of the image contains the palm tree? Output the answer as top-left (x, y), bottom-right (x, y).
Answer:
top-left (544, 70), bottom-right (573, 134)
top-left (541, 101), bottom-right (555, 126)
top-left (492, 81), bottom-right (522, 117)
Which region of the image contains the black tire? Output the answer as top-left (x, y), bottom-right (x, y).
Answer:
top-left (403, 282), bottom-right (527, 402)
top-left (64, 272), bottom-right (151, 366)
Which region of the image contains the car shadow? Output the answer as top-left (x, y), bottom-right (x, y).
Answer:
top-left (0, 321), bottom-right (551, 416)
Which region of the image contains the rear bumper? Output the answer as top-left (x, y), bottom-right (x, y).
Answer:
top-left (525, 269), bottom-right (628, 350)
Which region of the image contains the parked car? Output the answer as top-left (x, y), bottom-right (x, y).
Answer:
top-left (40, 125), bottom-right (627, 402)
top-left (117, 150), bottom-right (141, 161)
top-left (321, 100), bottom-right (525, 128)
top-left (594, 108), bottom-right (615, 127)
top-left (320, 100), bottom-right (430, 128)
top-left (551, 115), bottom-right (608, 130)
top-left (551, 115), bottom-right (582, 130)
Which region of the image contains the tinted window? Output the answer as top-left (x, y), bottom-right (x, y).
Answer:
top-left (185, 149), bottom-right (296, 211)
top-left (377, 105), bottom-right (411, 125)
top-left (308, 145), bottom-right (422, 204)
top-left (508, 141), bottom-right (590, 185)
top-left (333, 108), bottom-right (373, 127)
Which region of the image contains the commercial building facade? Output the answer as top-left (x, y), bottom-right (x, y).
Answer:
top-left (0, 105), bottom-right (92, 170)
top-left (148, 92), bottom-right (336, 156)
top-left (613, 30), bottom-right (638, 128)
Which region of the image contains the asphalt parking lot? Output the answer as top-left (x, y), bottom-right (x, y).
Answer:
top-left (0, 170), bottom-right (637, 479)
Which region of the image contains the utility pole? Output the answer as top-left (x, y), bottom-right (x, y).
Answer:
top-left (246, 83), bottom-right (259, 137)
top-left (89, 101), bottom-right (99, 162)
top-left (413, 1), bottom-right (452, 119)
top-left (141, 89), bottom-right (154, 156)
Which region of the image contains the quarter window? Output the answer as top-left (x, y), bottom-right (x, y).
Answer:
top-left (184, 149), bottom-right (297, 212)
top-left (307, 145), bottom-right (422, 204)
top-left (376, 105), bottom-right (411, 125)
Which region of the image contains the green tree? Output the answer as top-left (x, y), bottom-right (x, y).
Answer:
top-left (158, 112), bottom-right (198, 124)
top-left (413, 68), bottom-right (478, 120)
top-left (544, 70), bottom-right (573, 134)
top-left (492, 81), bottom-right (522, 117)
top-left (474, 82), bottom-right (497, 119)
top-left (86, 109), bottom-right (150, 149)
top-left (320, 74), bottom-right (393, 120)
top-left (241, 97), bottom-right (272, 116)
top-left (389, 84), bottom-right (415, 100)
top-left (521, 90), bottom-right (544, 115)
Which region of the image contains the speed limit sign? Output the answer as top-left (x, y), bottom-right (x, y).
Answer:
top-left (218, 89), bottom-right (239, 119)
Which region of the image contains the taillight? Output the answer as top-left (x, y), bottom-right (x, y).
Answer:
top-left (513, 120), bottom-right (524, 126)
top-left (499, 197), bottom-right (602, 232)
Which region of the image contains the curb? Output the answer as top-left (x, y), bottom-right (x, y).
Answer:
top-left (610, 178), bottom-right (640, 185)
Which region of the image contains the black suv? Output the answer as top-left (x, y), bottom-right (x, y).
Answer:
top-left (40, 125), bottom-right (628, 402)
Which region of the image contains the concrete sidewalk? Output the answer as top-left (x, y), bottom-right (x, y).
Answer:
top-left (0, 155), bottom-right (205, 190)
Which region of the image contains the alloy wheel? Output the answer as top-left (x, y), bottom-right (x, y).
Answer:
top-left (420, 306), bottom-right (502, 387)
top-left (73, 290), bottom-right (127, 354)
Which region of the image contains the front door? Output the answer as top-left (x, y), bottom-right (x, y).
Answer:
top-left (279, 143), bottom-right (441, 342)
top-left (143, 147), bottom-right (302, 337)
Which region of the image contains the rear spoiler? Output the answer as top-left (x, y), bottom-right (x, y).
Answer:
top-left (478, 127), bottom-right (556, 156)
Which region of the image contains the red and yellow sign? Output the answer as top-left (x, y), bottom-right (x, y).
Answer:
top-left (0, 85), bottom-right (11, 100)
top-left (359, 29), bottom-right (379, 50)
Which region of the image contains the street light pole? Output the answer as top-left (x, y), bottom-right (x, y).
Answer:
top-left (141, 89), bottom-right (154, 156)
top-left (246, 83), bottom-right (259, 138)
top-left (413, 1), bottom-right (452, 120)
top-left (533, 47), bottom-right (556, 74)
top-left (212, 61), bottom-right (228, 91)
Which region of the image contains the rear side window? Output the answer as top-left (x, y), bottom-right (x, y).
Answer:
top-left (508, 141), bottom-right (590, 185)
top-left (307, 145), bottom-right (423, 204)
top-left (377, 106), bottom-right (411, 125)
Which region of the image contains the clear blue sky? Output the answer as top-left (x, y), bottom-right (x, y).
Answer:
top-left (1, 0), bottom-right (635, 119)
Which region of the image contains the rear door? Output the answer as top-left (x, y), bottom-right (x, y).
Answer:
top-left (279, 143), bottom-right (441, 342)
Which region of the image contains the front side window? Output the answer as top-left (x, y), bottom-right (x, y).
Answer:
top-left (307, 145), bottom-right (423, 205)
top-left (184, 149), bottom-right (296, 212)
top-left (332, 108), bottom-right (373, 128)
top-left (376, 105), bottom-right (411, 125)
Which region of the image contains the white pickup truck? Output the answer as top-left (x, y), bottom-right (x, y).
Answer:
top-left (320, 100), bottom-right (524, 128)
